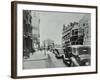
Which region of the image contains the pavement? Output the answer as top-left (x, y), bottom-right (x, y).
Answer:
top-left (24, 50), bottom-right (48, 61)
top-left (23, 50), bottom-right (67, 69)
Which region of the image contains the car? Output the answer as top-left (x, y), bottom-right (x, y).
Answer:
top-left (62, 54), bottom-right (72, 66)
top-left (63, 45), bottom-right (91, 66)
top-left (53, 48), bottom-right (64, 59)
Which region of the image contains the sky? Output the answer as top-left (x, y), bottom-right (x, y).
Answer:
top-left (32, 11), bottom-right (86, 45)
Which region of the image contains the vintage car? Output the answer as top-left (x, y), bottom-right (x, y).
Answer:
top-left (63, 45), bottom-right (91, 67)
top-left (53, 48), bottom-right (64, 59)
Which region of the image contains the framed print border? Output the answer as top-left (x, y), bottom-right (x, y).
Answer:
top-left (11, 1), bottom-right (98, 79)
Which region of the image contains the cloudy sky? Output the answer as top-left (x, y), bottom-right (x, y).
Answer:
top-left (32, 11), bottom-right (86, 45)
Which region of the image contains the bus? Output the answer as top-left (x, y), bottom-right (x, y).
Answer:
top-left (63, 45), bottom-right (91, 67)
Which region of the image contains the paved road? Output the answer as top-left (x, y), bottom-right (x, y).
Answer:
top-left (23, 50), bottom-right (67, 69)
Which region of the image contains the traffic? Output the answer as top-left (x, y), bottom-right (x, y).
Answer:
top-left (52, 45), bottom-right (91, 67)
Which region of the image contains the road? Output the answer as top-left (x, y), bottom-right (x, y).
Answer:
top-left (23, 50), bottom-right (67, 69)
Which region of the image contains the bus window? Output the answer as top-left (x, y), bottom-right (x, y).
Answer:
top-left (73, 48), bottom-right (76, 53)
top-left (78, 47), bottom-right (91, 55)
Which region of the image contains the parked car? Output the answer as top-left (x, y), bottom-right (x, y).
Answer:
top-left (53, 48), bottom-right (64, 59)
top-left (62, 53), bottom-right (72, 66)
top-left (63, 45), bottom-right (91, 67)
top-left (62, 47), bottom-right (72, 66)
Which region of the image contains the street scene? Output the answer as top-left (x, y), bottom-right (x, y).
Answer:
top-left (23, 10), bottom-right (91, 69)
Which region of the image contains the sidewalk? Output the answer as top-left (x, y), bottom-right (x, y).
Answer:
top-left (24, 50), bottom-right (48, 61)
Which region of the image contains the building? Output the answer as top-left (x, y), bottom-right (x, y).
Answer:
top-left (31, 11), bottom-right (40, 51)
top-left (62, 22), bottom-right (84, 48)
top-left (62, 23), bottom-right (73, 48)
top-left (70, 22), bottom-right (84, 45)
top-left (43, 39), bottom-right (54, 50)
top-left (79, 14), bottom-right (91, 45)
top-left (62, 14), bottom-right (90, 49)
top-left (23, 10), bottom-right (33, 57)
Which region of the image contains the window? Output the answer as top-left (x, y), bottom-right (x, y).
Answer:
top-left (73, 48), bottom-right (77, 54)
top-left (74, 29), bottom-right (78, 35)
top-left (83, 23), bottom-right (85, 26)
top-left (70, 36), bottom-right (78, 41)
top-left (72, 30), bottom-right (74, 35)
top-left (72, 29), bottom-right (78, 36)
top-left (71, 42), bottom-right (75, 45)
